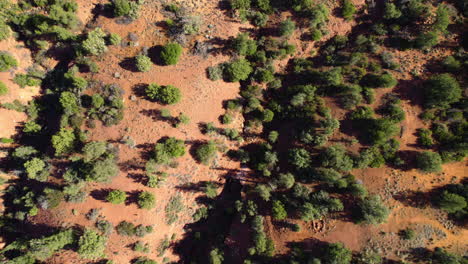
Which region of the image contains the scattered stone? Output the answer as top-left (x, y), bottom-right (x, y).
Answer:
top-left (114, 72), bottom-right (121, 78)
top-left (130, 95), bottom-right (137, 101)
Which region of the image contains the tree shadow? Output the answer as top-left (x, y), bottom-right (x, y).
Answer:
top-left (132, 83), bottom-right (148, 98)
top-left (127, 173), bottom-right (145, 184)
top-left (119, 57), bottom-right (139, 72)
top-left (90, 188), bottom-right (112, 202)
top-left (393, 190), bottom-right (429, 208)
top-left (139, 108), bottom-right (177, 126)
top-left (125, 190), bottom-right (141, 206)
top-left (147, 45), bottom-right (164, 65)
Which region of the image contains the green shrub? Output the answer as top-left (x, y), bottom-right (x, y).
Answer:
top-left (106, 189), bottom-right (126, 204)
top-left (0, 21), bottom-right (11, 41)
top-left (86, 157), bottom-right (119, 182)
top-left (13, 74), bottom-right (41, 88)
top-left (23, 121), bottom-right (42, 133)
top-left (433, 4), bottom-right (451, 32)
top-left (0, 81), bottom-right (8, 95)
top-left (24, 157), bottom-right (46, 180)
top-left (138, 191), bottom-right (156, 209)
top-left (355, 195), bottom-right (389, 225)
top-left (134, 257), bottom-right (157, 264)
top-left (383, 2), bottom-right (401, 19)
top-left (82, 141), bottom-right (107, 162)
top-left (289, 148), bottom-right (311, 169)
top-left (52, 128), bottom-right (76, 156)
top-left (442, 56), bottom-right (461, 72)
top-left (0, 52), bottom-right (18, 71)
top-left (342, 0), bottom-right (356, 20)
top-left (113, 0), bottom-right (131, 17)
top-left (323, 243), bottom-right (352, 264)
top-left (60, 91), bottom-right (80, 115)
top-left (96, 220), bottom-right (113, 235)
top-left (279, 18), bottom-right (295, 37)
top-left (224, 58), bottom-right (253, 82)
top-left (160, 43), bottom-right (182, 65)
top-left (271, 200), bottom-right (287, 220)
top-left (361, 72), bottom-right (397, 88)
top-left (154, 137), bottom-right (186, 164)
top-left (116, 221), bottom-right (136, 236)
top-left (108, 33), bottom-right (122, 45)
top-left (400, 228), bottom-right (415, 240)
top-left (416, 151), bottom-right (442, 173)
top-left (145, 83), bottom-right (181, 104)
top-left (82, 27), bottom-right (108, 55)
top-left (207, 65), bottom-right (223, 81)
top-left (310, 28), bottom-right (322, 41)
top-left (436, 191), bottom-right (467, 213)
top-left (77, 229), bottom-right (107, 260)
top-left (414, 31), bottom-right (439, 50)
top-left (195, 141), bottom-right (217, 164)
top-left (231, 33), bottom-right (257, 56)
top-left (135, 54), bottom-right (152, 72)
top-left (221, 113), bottom-right (233, 124)
top-left (424, 73), bottom-right (461, 109)
top-left (230, 0), bottom-right (250, 9)
top-left (417, 128), bottom-right (433, 147)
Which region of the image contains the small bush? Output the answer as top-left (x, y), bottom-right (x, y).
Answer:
top-left (0, 81), bottom-right (8, 96)
top-left (424, 73), bottom-right (461, 109)
top-left (224, 58), bottom-right (253, 82)
top-left (52, 128), bottom-right (76, 156)
top-left (0, 52), bottom-right (18, 72)
top-left (400, 228), bottom-right (415, 240)
top-left (134, 257), bottom-right (157, 264)
top-left (436, 191), bottom-right (467, 213)
top-left (416, 151), bottom-right (442, 173)
top-left (96, 220), bottom-right (113, 235)
top-left (153, 137), bottom-right (186, 164)
top-left (221, 113), bottom-right (233, 124)
top-left (342, 0), bottom-right (356, 20)
top-left (135, 54), bottom-right (152, 72)
top-left (24, 157), bottom-right (47, 180)
top-left (361, 72), bottom-right (397, 88)
top-left (230, 0), bottom-right (250, 9)
top-left (108, 33), bottom-right (122, 45)
top-left (116, 221), bottom-right (136, 236)
top-left (195, 141), bottom-right (217, 164)
top-left (207, 65), bottom-right (223, 81)
top-left (82, 28), bottom-right (108, 56)
top-left (355, 195), bottom-right (389, 225)
top-left (271, 200), bottom-right (287, 220)
top-left (113, 0), bottom-right (131, 17)
top-left (138, 191), bottom-right (156, 209)
top-left (77, 229), bottom-right (107, 260)
top-left (0, 21), bottom-right (11, 41)
top-left (160, 43), bottom-right (182, 65)
top-left (279, 18), bottom-right (295, 37)
top-left (13, 74), bottom-right (41, 88)
top-left (106, 189), bottom-right (126, 204)
top-left (146, 83), bottom-right (181, 105)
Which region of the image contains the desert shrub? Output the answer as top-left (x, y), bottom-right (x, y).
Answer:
top-left (255, 68), bottom-right (275, 83)
top-left (60, 91), bottom-right (80, 115)
top-left (133, 241), bottom-right (150, 253)
top-left (0, 81), bottom-right (8, 96)
top-left (323, 243), bottom-right (352, 264)
top-left (23, 121), bottom-right (42, 133)
top-left (145, 83), bottom-right (181, 105)
top-left (400, 228), bottom-right (415, 240)
top-left (231, 33), bottom-right (257, 56)
top-left (112, 0), bottom-right (130, 17)
top-left (362, 118), bottom-right (399, 145)
top-left (249, 11), bottom-right (269, 26)
top-left (153, 137), bottom-right (185, 164)
top-left (383, 2), bottom-right (402, 19)
top-left (268, 131), bottom-right (279, 143)
top-left (441, 56), bottom-right (461, 72)
top-left (271, 200), bottom-right (287, 220)
top-left (432, 4), bottom-right (451, 32)
top-left (435, 191), bottom-right (466, 214)
top-left (135, 54), bottom-right (152, 72)
top-left (23, 157), bottom-right (47, 181)
top-left (289, 148), bottom-right (311, 169)
top-left (355, 195), bottom-right (389, 225)
top-left (310, 28), bottom-right (323, 41)
top-left (414, 31), bottom-right (439, 50)
top-left (320, 145), bottom-right (354, 172)
top-left (355, 249), bottom-right (382, 264)
top-left (221, 113), bottom-right (233, 124)
top-left (0, 52), bottom-right (18, 71)
top-left (207, 65), bottom-right (223, 81)
top-left (135, 224), bottom-right (153, 237)
top-left (224, 58), bottom-right (253, 82)
top-left (424, 74), bottom-right (461, 109)
top-left (22, 229), bottom-right (75, 261)
top-left (108, 33), bottom-right (121, 45)
top-left (279, 18), bottom-right (295, 37)
top-left (160, 43), bottom-right (182, 65)
top-left (82, 27), bottom-right (108, 55)
top-left (86, 157), bottom-right (119, 182)
top-left (116, 221), bottom-right (136, 236)
top-left (430, 247), bottom-right (463, 264)
top-left (230, 0), bottom-right (250, 9)
top-left (77, 229), bottom-right (107, 260)
top-left (342, 0), bottom-right (356, 20)
top-left (195, 141), bottom-right (217, 164)
top-left (0, 21), bottom-right (11, 41)
top-left (361, 72), bottom-right (397, 88)
top-left (415, 151), bottom-right (442, 173)
top-left (82, 141), bottom-right (107, 162)
top-left (52, 128), bottom-right (76, 156)
top-left (309, 4), bottom-right (330, 28)
top-left (275, 173), bottom-right (295, 189)
top-left (210, 248), bottom-right (224, 264)
top-left (138, 191), bottom-right (156, 209)
top-left (13, 74), bottom-right (41, 88)
top-left (106, 189), bottom-right (126, 204)
top-left (417, 128), bottom-right (433, 147)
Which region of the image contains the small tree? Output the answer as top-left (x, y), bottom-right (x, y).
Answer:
top-left (383, 2), bottom-right (401, 19)
top-left (146, 83), bottom-right (181, 105)
top-left (355, 195), bottom-right (389, 225)
top-left (230, 0), bottom-right (250, 9)
top-left (342, 0), bottom-right (356, 20)
top-left (195, 141), bottom-right (217, 164)
top-left (0, 81), bottom-right (8, 96)
top-left (323, 243), bottom-right (352, 264)
top-left (154, 137), bottom-right (186, 164)
top-left (279, 18), bottom-right (295, 37)
top-left (82, 141), bottom-right (107, 162)
top-left (138, 191), bottom-right (156, 209)
top-left (0, 52), bottom-right (18, 72)
top-left (275, 173), bottom-right (295, 189)
top-left (416, 151), bottom-right (442, 173)
top-left (209, 248), bottom-right (224, 264)
top-left (82, 27), bottom-right (108, 55)
top-left (436, 191), bottom-right (467, 213)
top-left (289, 148), bottom-right (311, 169)
top-left (135, 54), bottom-right (152, 72)
top-left (160, 43), bottom-right (182, 65)
top-left (424, 74), bottom-right (461, 108)
top-left (271, 200), bottom-right (287, 220)
top-left (77, 229), bottom-right (107, 260)
top-left (106, 190), bottom-right (126, 204)
top-left (52, 128), bottom-right (76, 156)
top-left (24, 158), bottom-right (46, 180)
top-left (113, 0), bottom-right (131, 17)
top-left (224, 58), bottom-right (253, 82)
top-left (108, 33), bottom-right (122, 45)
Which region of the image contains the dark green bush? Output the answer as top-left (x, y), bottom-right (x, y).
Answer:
top-left (224, 58), bottom-right (253, 82)
top-left (77, 229), bottom-right (107, 260)
top-left (135, 54), bottom-right (152, 72)
top-left (416, 151), bottom-right (442, 173)
top-left (289, 148), bottom-right (311, 169)
top-left (160, 43), bottom-right (182, 65)
top-left (0, 81), bottom-right (8, 96)
top-left (82, 27), bottom-right (107, 55)
top-left (0, 52), bottom-right (18, 71)
top-left (342, 0), bottom-right (356, 20)
top-left (424, 73), bottom-right (461, 109)
top-left (279, 18), bottom-right (295, 37)
top-left (230, 0), bottom-right (251, 10)
top-left (361, 72), bottom-right (397, 88)
top-left (146, 83), bottom-right (181, 105)
top-left (116, 221), bottom-right (136, 236)
top-left (231, 33), bottom-right (257, 56)
top-left (153, 137), bottom-right (186, 164)
top-left (138, 191), bottom-right (156, 209)
top-left (195, 141), bottom-right (217, 164)
top-left (106, 189), bottom-right (126, 204)
top-left (355, 195), bottom-right (389, 225)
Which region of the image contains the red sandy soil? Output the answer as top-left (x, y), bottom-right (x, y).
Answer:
top-left (3, 0), bottom-right (467, 262)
